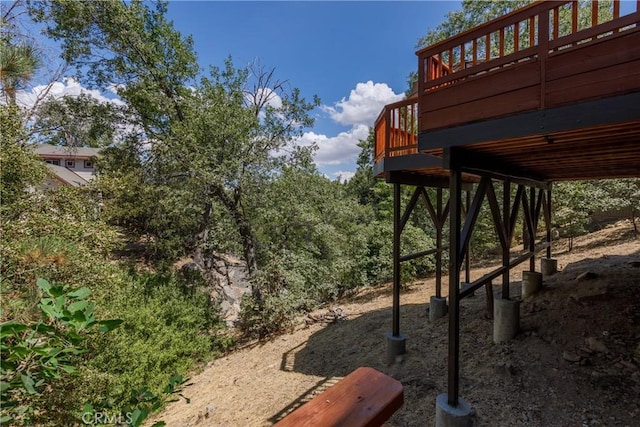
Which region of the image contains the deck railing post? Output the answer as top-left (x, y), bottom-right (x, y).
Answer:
top-left (539, 5), bottom-right (550, 108)
top-left (385, 106), bottom-right (391, 158)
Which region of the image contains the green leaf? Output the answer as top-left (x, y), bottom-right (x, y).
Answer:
top-left (0, 415), bottom-right (13, 423)
top-left (20, 373), bottom-right (37, 395)
top-left (0, 321), bottom-right (28, 338)
top-left (98, 319), bottom-right (123, 332)
top-left (39, 301), bottom-right (57, 319)
top-left (129, 408), bottom-right (148, 427)
top-left (67, 287), bottom-right (91, 299)
top-left (59, 364), bottom-right (77, 374)
top-left (36, 278), bottom-right (52, 294)
top-left (54, 295), bottom-right (67, 313)
top-left (68, 300), bottom-right (88, 313)
top-left (151, 422), bottom-right (166, 427)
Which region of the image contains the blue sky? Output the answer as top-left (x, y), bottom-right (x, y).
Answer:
top-left (165, 1), bottom-right (462, 180)
top-left (19, 1), bottom-right (463, 180)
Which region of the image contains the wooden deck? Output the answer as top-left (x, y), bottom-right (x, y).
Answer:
top-left (375, 0), bottom-right (640, 182)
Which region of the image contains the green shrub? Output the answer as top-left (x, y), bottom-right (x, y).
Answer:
top-left (82, 272), bottom-right (227, 407)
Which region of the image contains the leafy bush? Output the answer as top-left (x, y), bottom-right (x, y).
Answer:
top-left (0, 279), bottom-right (121, 425)
top-left (75, 272), bottom-right (227, 409)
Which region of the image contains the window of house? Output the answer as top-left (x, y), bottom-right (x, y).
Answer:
top-left (66, 160), bottom-right (75, 168)
top-left (45, 159), bottom-right (60, 166)
top-left (84, 160), bottom-right (94, 169)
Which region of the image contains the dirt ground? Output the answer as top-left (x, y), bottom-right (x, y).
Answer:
top-left (155, 221), bottom-right (640, 427)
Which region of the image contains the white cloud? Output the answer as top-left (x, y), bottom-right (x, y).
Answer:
top-left (15, 77), bottom-right (125, 109)
top-left (297, 123), bottom-right (370, 166)
top-left (300, 81), bottom-right (404, 170)
top-left (323, 81), bottom-right (403, 127)
top-left (331, 171), bottom-right (355, 182)
top-left (245, 87), bottom-right (283, 110)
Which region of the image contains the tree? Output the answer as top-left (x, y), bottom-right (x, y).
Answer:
top-left (591, 179), bottom-right (640, 235)
top-left (31, 93), bottom-right (125, 147)
top-left (416, 0), bottom-right (532, 49)
top-left (30, 0), bottom-right (319, 283)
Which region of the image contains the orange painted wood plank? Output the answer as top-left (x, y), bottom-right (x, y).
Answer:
top-left (274, 367), bottom-right (404, 427)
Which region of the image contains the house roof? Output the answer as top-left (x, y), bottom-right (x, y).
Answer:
top-left (45, 163), bottom-right (89, 187)
top-left (33, 144), bottom-right (101, 159)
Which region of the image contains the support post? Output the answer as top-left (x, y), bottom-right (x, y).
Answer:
top-left (529, 186), bottom-right (536, 272)
top-left (435, 188), bottom-right (443, 298)
top-left (546, 187), bottom-right (552, 260)
top-left (447, 169), bottom-right (461, 407)
top-left (465, 189), bottom-right (471, 284)
top-left (438, 167), bottom-right (473, 426)
top-left (387, 183), bottom-right (406, 363)
top-left (393, 182), bottom-right (401, 337)
top-left (541, 185), bottom-right (558, 277)
top-left (502, 180), bottom-right (511, 300)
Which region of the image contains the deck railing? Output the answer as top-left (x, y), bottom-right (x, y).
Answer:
top-left (374, 0), bottom-right (639, 166)
top-left (374, 96), bottom-right (418, 163)
top-left (417, 0), bottom-right (639, 94)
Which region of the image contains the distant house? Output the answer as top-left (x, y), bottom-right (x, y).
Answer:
top-left (33, 145), bottom-right (100, 188)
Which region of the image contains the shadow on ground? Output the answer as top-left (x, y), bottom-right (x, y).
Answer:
top-left (273, 250), bottom-right (640, 426)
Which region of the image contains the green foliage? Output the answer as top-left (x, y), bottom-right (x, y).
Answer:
top-left (0, 105), bottom-right (47, 212)
top-left (416, 0), bottom-right (533, 49)
top-left (0, 278), bottom-right (121, 425)
top-left (32, 93), bottom-right (125, 148)
top-left (82, 272), bottom-right (225, 407)
top-left (80, 375), bottom-right (189, 427)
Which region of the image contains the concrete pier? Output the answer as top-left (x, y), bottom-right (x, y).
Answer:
top-left (429, 296), bottom-right (448, 322)
top-left (493, 297), bottom-right (520, 343)
top-left (541, 257), bottom-right (558, 277)
top-left (436, 394), bottom-right (474, 427)
top-left (385, 332), bottom-right (406, 364)
top-left (522, 271), bottom-right (543, 298)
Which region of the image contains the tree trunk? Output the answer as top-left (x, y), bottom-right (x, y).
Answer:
top-left (211, 184), bottom-right (259, 276)
top-left (193, 199), bottom-right (213, 269)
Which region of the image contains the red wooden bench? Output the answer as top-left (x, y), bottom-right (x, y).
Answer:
top-left (274, 367), bottom-right (404, 427)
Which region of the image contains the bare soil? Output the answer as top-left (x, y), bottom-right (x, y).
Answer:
top-left (155, 221), bottom-right (640, 427)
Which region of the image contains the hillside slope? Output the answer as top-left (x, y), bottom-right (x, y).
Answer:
top-left (155, 222), bottom-right (640, 427)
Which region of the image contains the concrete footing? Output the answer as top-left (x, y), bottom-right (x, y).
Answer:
top-left (386, 332), bottom-right (406, 364)
top-left (429, 296), bottom-right (448, 322)
top-left (493, 297), bottom-right (520, 343)
top-left (541, 257), bottom-right (558, 277)
top-left (522, 271), bottom-right (543, 298)
top-left (436, 393), bottom-right (474, 427)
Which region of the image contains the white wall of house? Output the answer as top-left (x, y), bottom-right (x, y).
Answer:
top-left (43, 157), bottom-right (96, 181)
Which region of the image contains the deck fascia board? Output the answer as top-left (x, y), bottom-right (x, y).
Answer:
top-left (418, 92), bottom-right (640, 151)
